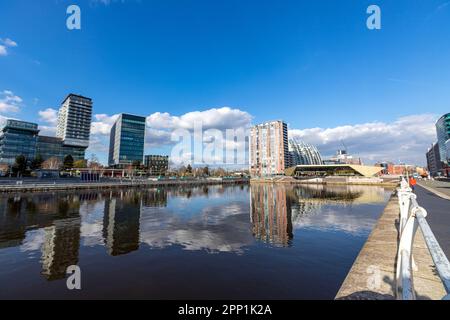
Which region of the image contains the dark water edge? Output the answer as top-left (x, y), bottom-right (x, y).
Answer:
top-left (0, 184), bottom-right (391, 299)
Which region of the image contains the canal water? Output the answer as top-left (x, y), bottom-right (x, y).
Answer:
top-left (0, 184), bottom-right (392, 299)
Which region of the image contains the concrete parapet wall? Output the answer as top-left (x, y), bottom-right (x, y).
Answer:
top-left (336, 194), bottom-right (446, 300)
top-left (0, 178), bottom-right (249, 193)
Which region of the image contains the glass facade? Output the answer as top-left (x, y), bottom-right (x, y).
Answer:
top-left (109, 114), bottom-right (146, 166)
top-left (288, 138), bottom-right (323, 166)
top-left (0, 120), bottom-right (39, 165)
top-left (436, 113), bottom-right (450, 164)
top-left (36, 136), bottom-right (86, 162)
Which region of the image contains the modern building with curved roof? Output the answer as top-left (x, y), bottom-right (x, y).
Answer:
top-left (288, 138), bottom-right (323, 166)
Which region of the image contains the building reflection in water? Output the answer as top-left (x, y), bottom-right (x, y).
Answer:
top-left (250, 184), bottom-right (293, 247)
top-left (103, 191), bottom-right (141, 256)
top-left (41, 217), bottom-right (81, 280)
top-left (101, 188), bottom-right (168, 256)
top-left (142, 188), bottom-right (168, 208)
top-left (250, 183), bottom-right (389, 245)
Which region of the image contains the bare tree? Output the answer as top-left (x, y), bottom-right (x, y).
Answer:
top-left (125, 164), bottom-right (134, 178)
top-left (42, 157), bottom-right (62, 170)
top-left (88, 154), bottom-right (102, 170)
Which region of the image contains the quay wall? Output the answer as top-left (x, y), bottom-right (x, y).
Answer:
top-left (0, 178), bottom-right (249, 193)
top-left (335, 194), bottom-right (446, 300)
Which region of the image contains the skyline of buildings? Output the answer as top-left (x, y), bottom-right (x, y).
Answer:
top-left (0, 92), bottom-right (447, 174)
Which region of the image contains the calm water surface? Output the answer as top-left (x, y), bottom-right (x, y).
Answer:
top-left (0, 184), bottom-right (391, 299)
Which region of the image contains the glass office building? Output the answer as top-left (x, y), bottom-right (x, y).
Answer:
top-left (436, 113), bottom-right (450, 164)
top-left (108, 114), bottom-right (146, 166)
top-left (36, 136), bottom-right (86, 162)
top-left (0, 120), bottom-right (39, 165)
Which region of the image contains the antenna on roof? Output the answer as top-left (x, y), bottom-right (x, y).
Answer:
top-left (340, 140), bottom-right (348, 152)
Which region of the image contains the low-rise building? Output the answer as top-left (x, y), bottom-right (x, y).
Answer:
top-left (144, 155), bottom-right (169, 176)
top-left (0, 120), bottom-right (39, 165)
top-left (285, 164), bottom-right (383, 178)
top-left (36, 136), bottom-right (86, 162)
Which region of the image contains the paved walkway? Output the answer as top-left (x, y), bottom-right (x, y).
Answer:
top-left (415, 185), bottom-right (450, 259)
top-left (418, 180), bottom-right (450, 200)
top-left (336, 194), bottom-right (446, 300)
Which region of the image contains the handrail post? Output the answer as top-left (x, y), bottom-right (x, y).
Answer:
top-left (396, 177), bottom-right (450, 300)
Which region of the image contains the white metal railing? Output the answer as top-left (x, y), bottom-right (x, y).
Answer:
top-left (396, 178), bottom-right (450, 300)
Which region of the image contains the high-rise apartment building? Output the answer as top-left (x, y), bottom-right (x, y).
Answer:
top-left (249, 120), bottom-right (288, 177)
top-left (436, 113), bottom-right (450, 164)
top-left (56, 94), bottom-right (93, 148)
top-left (108, 114), bottom-right (146, 166)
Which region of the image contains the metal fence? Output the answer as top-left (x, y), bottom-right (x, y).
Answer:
top-left (396, 178), bottom-right (450, 300)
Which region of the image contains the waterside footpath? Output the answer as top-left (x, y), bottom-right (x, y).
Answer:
top-left (335, 193), bottom-right (446, 300)
top-left (0, 178), bottom-right (249, 193)
top-left (251, 176), bottom-right (399, 187)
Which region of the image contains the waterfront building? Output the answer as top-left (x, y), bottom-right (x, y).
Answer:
top-left (249, 120), bottom-right (289, 177)
top-left (436, 113), bottom-right (450, 164)
top-left (108, 113), bottom-right (146, 166)
top-left (374, 162), bottom-right (394, 175)
top-left (288, 138), bottom-right (323, 166)
top-left (0, 119), bottom-right (39, 165)
top-left (56, 94), bottom-right (93, 148)
top-left (36, 136), bottom-right (86, 162)
top-left (144, 155), bottom-right (169, 176)
top-left (324, 150), bottom-right (362, 165)
top-left (285, 164), bottom-right (383, 178)
top-left (426, 142), bottom-right (443, 177)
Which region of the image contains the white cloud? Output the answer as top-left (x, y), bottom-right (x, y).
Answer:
top-left (90, 0), bottom-right (130, 6)
top-left (0, 90), bottom-right (22, 113)
top-left (38, 108), bottom-right (58, 125)
top-left (37, 107), bottom-right (58, 135)
top-left (86, 107), bottom-right (252, 164)
top-left (289, 114), bottom-right (437, 165)
top-left (90, 113), bottom-right (120, 135)
top-left (38, 125), bottom-right (57, 136)
top-left (2, 38), bottom-right (17, 47)
top-left (146, 107), bottom-right (253, 131)
top-left (0, 38), bottom-right (18, 56)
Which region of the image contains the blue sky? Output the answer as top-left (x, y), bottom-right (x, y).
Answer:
top-left (1, 0), bottom-right (449, 166)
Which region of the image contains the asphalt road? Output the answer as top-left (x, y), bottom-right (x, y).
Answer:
top-left (415, 185), bottom-right (450, 259)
